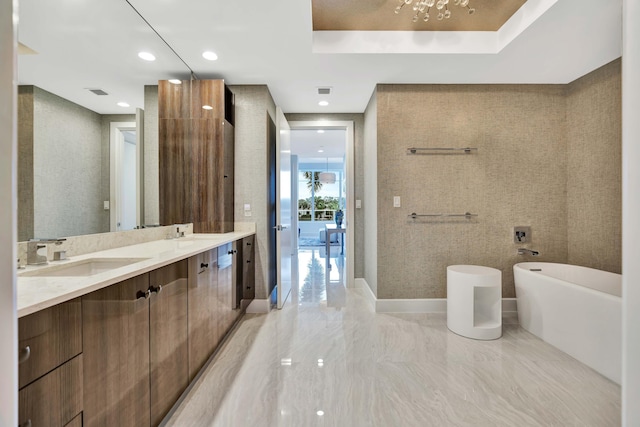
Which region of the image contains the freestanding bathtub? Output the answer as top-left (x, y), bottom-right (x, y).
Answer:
top-left (513, 262), bottom-right (621, 384)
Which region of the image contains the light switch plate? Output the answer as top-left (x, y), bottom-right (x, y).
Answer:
top-left (103, 201), bottom-right (110, 210)
top-left (393, 196), bottom-right (401, 208)
top-left (356, 199), bottom-right (362, 209)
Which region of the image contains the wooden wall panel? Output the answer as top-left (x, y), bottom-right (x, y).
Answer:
top-left (191, 80), bottom-right (224, 119)
top-left (158, 80), bottom-right (190, 119)
top-left (159, 119), bottom-right (192, 227)
top-left (159, 79), bottom-right (234, 233)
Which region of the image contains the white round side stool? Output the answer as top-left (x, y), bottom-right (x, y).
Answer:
top-left (447, 265), bottom-right (502, 340)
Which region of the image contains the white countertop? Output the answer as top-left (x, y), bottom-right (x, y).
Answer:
top-left (17, 231), bottom-right (254, 318)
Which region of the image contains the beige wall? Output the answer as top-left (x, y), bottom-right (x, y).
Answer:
top-left (374, 84), bottom-right (568, 299)
top-left (367, 60), bottom-right (621, 300)
top-left (230, 85), bottom-right (276, 300)
top-left (285, 113), bottom-right (365, 278)
top-left (18, 86), bottom-right (106, 239)
top-left (566, 59), bottom-right (622, 273)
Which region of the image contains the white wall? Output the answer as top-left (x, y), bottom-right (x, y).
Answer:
top-left (0, 0), bottom-right (18, 425)
top-left (363, 89), bottom-right (378, 296)
top-left (622, 0), bottom-right (640, 424)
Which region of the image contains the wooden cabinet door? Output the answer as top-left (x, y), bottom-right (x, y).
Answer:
top-left (217, 243), bottom-right (237, 339)
top-left (82, 274), bottom-right (151, 427)
top-left (221, 120), bottom-right (234, 232)
top-left (187, 249), bottom-right (220, 381)
top-left (149, 260), bottom-right (189, 426)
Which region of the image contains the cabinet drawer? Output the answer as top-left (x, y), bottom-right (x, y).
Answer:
top-left (19, 355), bottom-right (83, 427)
top-left (19, 298), bottom-right (82, 388)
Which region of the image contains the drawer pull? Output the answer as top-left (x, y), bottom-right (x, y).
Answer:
top-left (150, 285), bottom-right (163, 294)
top-left (228, 250), bottom-right (237, 255)
top-left (137, 289), bottom-right (151, 300)
top-left (18, 345), bottom-right (31, 364)
top-left (19, 419), bottom-right (32, 427)
top-left (201, 262), bottom-right (209, 269)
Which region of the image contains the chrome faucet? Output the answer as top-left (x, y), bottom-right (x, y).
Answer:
top-left (27, 238), bottom-right (66, 265)
top-left (517, 248), bottom-right (539, 256)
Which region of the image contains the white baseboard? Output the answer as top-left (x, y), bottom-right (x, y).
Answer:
top-left (355, 278), bottom-right (518, 314)
top-left (377, 298), bottom-right (447, 313)
top-left (245, 298), bottom-right (271, 314)
top-left (502, 298), bottom-right (517, 313)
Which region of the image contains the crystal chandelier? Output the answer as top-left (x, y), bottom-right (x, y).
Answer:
top-left (395, 0), bottom-right (476, 23)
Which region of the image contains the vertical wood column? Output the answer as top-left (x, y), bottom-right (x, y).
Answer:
top-left (159, 79), bottom-right (234, 233)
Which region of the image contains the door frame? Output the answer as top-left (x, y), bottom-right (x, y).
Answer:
top-left (109, 121), bottom-right (138, 231)
top-left (289, 120), bottom-right (355, 289)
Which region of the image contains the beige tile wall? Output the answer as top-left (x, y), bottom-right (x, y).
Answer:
top-left (19, 86), bottom-right (106, 239)
top-left (566, 59), bottom-right (622, 273)
top-left (375, 84), bottom-right (568, 299)
top-left (371, 60), bottom-right (622, 299)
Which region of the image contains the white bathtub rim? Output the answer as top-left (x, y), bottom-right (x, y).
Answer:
top-left (514, 262), bottom-right (621, 298)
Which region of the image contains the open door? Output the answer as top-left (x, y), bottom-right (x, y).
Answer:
top-left (275, 107), bottom-right (292, 309)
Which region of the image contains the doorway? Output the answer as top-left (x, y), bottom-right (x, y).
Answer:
top-left (109, 121), bottom-right (141, 231)
top-left (289, 121), bottom-right (355, 293)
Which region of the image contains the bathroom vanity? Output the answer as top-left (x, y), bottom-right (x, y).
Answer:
top-left (16, 231), bottom-right (255, 427)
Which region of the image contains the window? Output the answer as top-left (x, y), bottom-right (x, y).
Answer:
top-left (298, 169), bottom-right (343, 222)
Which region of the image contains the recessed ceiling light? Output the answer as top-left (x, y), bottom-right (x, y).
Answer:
top-left (317, 129), bottom-right (325, 134)
top-left (202, 105), bottom-right (214, 110)
top-left (117, 102), bottom-right (130, 108)
top-left (138, 51), bottom-right (156, 61)
top-left (318, 101), bottom-right (329, 107)
top-left (169, 79), bottom-right (182, 85)
top-left (202, 51), bottom-right (218, 61)
top-left (317, 411), bottom-right (325, 416)
top-left (318, 149), bottom-right (324, 153)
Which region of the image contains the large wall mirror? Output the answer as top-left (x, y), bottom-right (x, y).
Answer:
top-left (17, 0), bottom-right (192, 241)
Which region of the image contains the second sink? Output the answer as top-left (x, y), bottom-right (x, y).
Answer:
top-left (19, 257), bottom-right (149, 277)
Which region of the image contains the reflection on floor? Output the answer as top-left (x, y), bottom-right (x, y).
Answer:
top-left (165, 246), bottom-right (621, 427)
top-left (295, 247), bottom-right (345, 307)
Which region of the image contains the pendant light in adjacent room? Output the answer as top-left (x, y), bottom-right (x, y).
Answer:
top-left (319, 158), bottom-right (336, 184)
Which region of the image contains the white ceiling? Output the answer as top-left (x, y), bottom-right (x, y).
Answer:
top-left (291, 129), bottom-right (346, 163)
top-left (17, 0), bottom-right (622, 115)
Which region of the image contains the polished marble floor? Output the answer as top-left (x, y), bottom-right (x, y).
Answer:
top-left (165, 247), bottom-right (621, 427)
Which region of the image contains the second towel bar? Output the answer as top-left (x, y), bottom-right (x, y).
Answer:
top-left (409, 212), bottom-right (477, 219)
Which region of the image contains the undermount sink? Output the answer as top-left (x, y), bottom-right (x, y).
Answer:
top-left (19, 257), bottom-right (149, 277)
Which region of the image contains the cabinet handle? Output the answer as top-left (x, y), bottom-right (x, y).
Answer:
top-left (201, 262), bottom-right (209, 269)
top-left (19, 419), bottom-right (32, 427)
top-left (18, 345), bottom-right (31, 364)
top-left (137, 289), bottom-right (151, 300)
top-left (247, 260), bottom-right (251, 264)
top-left (228, 250), bottom-right (237, 255)
top-left (150, 285), bottom-right (163, 294)
top-left (246, 242), bottom-right (252, 246)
